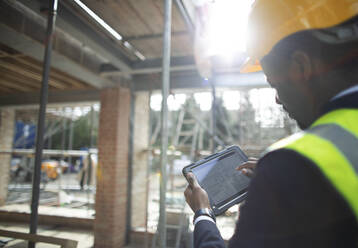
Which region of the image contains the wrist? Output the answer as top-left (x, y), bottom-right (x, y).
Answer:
top-left (193, 208), bottom-right (216, 224)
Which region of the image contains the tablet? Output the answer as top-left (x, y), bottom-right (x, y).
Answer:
top-left (182, 146), bottom-right (250, 216)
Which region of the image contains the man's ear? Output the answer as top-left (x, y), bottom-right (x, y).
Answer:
top-left (290, 51), bottom-right (312, 82)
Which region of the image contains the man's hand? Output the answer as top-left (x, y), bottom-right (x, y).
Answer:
top-left (236, 158), bottom-right (258, 178)
top-left (184, 172), bottom-right (211, 212)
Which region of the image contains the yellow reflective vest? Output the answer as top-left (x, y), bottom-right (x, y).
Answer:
top-left (267, 109), bottom-right (358, 221)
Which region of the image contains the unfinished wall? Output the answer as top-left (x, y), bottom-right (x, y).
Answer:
top-left (0, 108), bottom-right (15, 205)
top-left (94, 87), bottom-right (131, 248)
top-left (131, 92), bottom-right (150, 229)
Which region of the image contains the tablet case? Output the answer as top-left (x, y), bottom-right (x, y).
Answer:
top-left (182, 146), bottom-right (249, 216)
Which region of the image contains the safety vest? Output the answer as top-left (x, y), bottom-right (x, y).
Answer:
top-left (266, 108), bottom-right (358, 221)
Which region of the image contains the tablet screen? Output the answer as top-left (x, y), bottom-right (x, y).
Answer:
top-left (191, 150), bottom-right (250, 206)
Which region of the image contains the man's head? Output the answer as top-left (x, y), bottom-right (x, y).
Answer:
top-left (260, 19), bottom-right (358, 129)
top-left (245, 0), bottom-right (358, 129)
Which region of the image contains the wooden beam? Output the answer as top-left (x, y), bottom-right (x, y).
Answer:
top-left (0, 78), bottom-right (36, 92)
top-left (0, 60), bottom-right (67, 89)
top-left (5, 56), bottom-right (88, 89)
top-left (0, 23), bottom-right (114, 88)
top-left (0, 67), bottom-right (41, 89)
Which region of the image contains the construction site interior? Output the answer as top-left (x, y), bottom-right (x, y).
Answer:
top-left (0, 0), bottom-right (300, 247)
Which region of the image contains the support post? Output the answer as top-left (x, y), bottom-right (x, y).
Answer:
top-left (0, 109), bottom-right (15, 206)
top-left (211, 82), bottom-right (217, 152)
top-left (159, 0), bottom-right (172, 247)
top-left (68, 109), bottom-right (74, 165)
top-left (29, 1), bottom-right (58, 247)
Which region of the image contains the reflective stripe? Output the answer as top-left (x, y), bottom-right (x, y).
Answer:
top-left (308, 124), bottom-right (358, 174)
top-left (266, 109), bottom-right (358, 222)
top-left (285, 134), bottom-right (358, 222)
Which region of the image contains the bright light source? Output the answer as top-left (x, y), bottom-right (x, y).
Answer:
top-left (207, 0), bottom-right (253, 58)
top-left (223, 91), bottom-right (240, 110)
top-left (194, 92), bottom-right (212, 111)
top-left (150, 94), bottom-right (187, 111)
top-left (150, 94), bottom-right (162, 111)
top-left (73, 0), bottom-right (122, 41)
top-left (168, 94), bottom-right (187, 111)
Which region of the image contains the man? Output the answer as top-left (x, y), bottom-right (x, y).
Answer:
top-left (184, 1), bottom-right (358, 247)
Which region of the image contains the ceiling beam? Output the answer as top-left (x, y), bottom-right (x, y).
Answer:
top-left (101, 56), bottom-right (197, 76)
top-left (0, 89), bottom-right (100, 107)
top-left (133, 72), bottom-right (269, 91)
top-left (174, 0), bottom-right (195, 34)
top-left (57, 2), bottom-right (132, 75)
top-left (0, 23), bottom-right (113, 89)
top-left (101, 64), bottom-right (197, 77)
top-left (16, 0), bottom-right (132, 77)
top-left (124, 31), bottom-right (187, 41)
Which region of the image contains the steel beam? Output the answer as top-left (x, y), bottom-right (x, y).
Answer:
top-left (174, 0), bottom-right (194, 34)
top-left (131, 56), bottom-right (195, 70)
top-left (0, 73), bottom-right (268, 106)
top-left (0, 90), bottom-right (100, 107)
top-left (101, 56), bottom-right (196, 76)
top-left (124, 31), bottom-right (187, 41)
top-left (101, 64), bottom-right (196, 76)
top-left (57, 2), bottom-right (132, 75)
top-left (133, 72), bottom-right (269, 91)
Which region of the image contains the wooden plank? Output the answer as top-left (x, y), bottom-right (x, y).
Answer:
top-left (0, 61), bottom-right (67, 90)
top-left (80, 0), bottom-right (150, 37)
top-left (0, 84), bottom-right (15, 94)
top-left (0, 78), bottom-right (36, 92)
top-left (0, 229), bottom-right (78, 248)
top-left (1, 57), bottom-right (76, 89)
top-left (151, 0), bottom-right (187, 32)
top-left (0, 68), bottom-right (41, 90)
top-left (9, 56), bottom-right (89, 89)
top-left (127, 0), bottom-right (163, 34)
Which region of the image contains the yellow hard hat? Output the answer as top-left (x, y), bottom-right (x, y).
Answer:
top-left (241, 0), bottom-right (358, 73)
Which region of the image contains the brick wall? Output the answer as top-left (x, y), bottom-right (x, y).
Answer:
top-left (131, 92), bottom-right (150, 229)
top-left (94, 87), bottom-right (131, 248)
top-left (0, 108), bottom-right (15, 206)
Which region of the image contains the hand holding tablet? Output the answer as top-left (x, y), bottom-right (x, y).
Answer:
top-left (183, 146), bottom-right (251, 216)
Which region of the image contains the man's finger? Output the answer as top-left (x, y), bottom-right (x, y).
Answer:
top-left (236, 161), bottom-right (257, 170)
top-left (186, 172), bottom-right (199, 188)
top-left (184, 186), bottom-right (191, 198)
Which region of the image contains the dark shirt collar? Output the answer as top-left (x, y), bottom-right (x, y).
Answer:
top-left (320, 88), bottom-right (358, 117)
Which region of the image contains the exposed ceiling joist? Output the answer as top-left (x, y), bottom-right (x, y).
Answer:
top-left (0, 24), bottom-right (113, 89)
top-left (174, 0), bottom-right (195, 34)
top-left (18, 0), bottom-right (132, 77)
top-left (58, 2), bottom-right (133, 75)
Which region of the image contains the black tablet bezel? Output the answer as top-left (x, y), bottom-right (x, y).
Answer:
top-left (182, 146), bottom-right (249, 216)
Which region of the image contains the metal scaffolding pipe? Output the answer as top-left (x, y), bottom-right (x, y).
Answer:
top-left (211, 82), bottom-right (217, 152)
top-left (29, 1), bottom-right (58, 247)
top-left (159, 0), bottom-right (172, 247)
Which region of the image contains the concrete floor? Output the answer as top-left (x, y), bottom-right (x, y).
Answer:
top-left (0, 222), bottom-right (93, 248)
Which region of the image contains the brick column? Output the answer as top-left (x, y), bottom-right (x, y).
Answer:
top-left (94, 87), bottom-right (131, 248)
top-left (0, 108), bottom-right (15, 206)
top-left (131, 92), bottom-right (150, 229)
